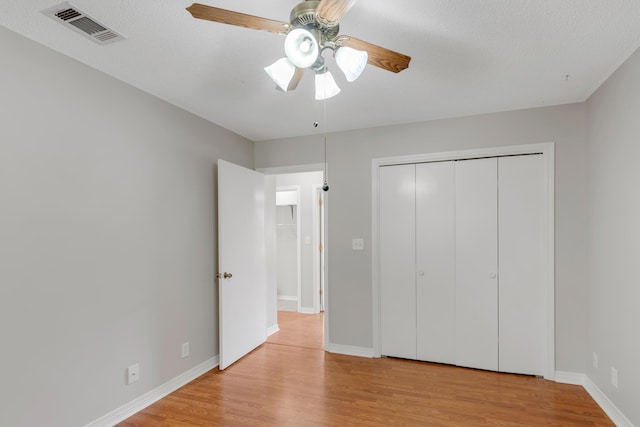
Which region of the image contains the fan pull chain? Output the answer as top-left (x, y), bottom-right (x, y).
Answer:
top-left (322, 94), bottom-right (329, 192)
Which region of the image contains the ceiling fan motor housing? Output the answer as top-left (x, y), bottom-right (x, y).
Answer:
top-left (290, 1), bottom-right (339, 42)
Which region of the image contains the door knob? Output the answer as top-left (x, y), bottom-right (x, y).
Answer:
top-left (216, 272), bottom-right (233, 279)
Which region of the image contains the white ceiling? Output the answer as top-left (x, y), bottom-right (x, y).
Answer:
top-left (2, 1), bottom-right (640, 141)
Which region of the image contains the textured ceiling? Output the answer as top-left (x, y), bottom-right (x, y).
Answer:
top-left (2, 1), bottom-right (640, 141)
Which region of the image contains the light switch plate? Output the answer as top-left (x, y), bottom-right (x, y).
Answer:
top-left (182, 342), bottom-right (190, 358)
top-left (352, 238), bottom-right (364, 251)
top-left (127, 363), bottom-right (139, 385)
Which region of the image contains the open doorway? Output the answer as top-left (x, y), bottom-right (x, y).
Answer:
top-left (266, 169), bottom-right (327, 349)
top-left (267, 311), bottom-right (324, 350)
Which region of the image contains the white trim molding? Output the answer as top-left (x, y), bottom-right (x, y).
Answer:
top-left (277, 296), bottom-right (299, 312)
top-left (554, 370), bottom-right (586, 386)
top-left (555, 371), bottom-right (634, 427)
top-left (583, 376), bottom-right (635, 427)
top-left (311, 184), bottom-right (323, 315)
top-left (85, 356), bottom-right (218, 427)
top-left (326, 343), bottom-right (374, 358)
top-left (267, 323), bottom-right (280, 337)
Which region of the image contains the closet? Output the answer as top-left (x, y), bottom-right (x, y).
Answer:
top-left (379, 154), bottom-right (547, 376)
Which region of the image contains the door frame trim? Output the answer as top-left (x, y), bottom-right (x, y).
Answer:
top-left (312, 184), bottom-right (325, 314)
top-left (371, 142), bottom-right (555, 380)
top-left (258, 164), bottom-right (329, 351)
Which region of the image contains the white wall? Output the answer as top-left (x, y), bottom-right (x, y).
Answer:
top-left (276, 171), bottom-right (324, 311)
top-left (255, 104), bottom-right (588, 372)
top-left (276, 204), bottom-right (298, 298)
top-left (586, 47), bottom-right (640, 426)
top-left (0, 27), bottom-right (254, 427)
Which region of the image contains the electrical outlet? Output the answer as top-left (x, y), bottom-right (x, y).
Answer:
top-left (352, 238), bottom-right (364, 251)
top-left (593, 352), bottom-right (598, 369)
top-left (611, 367), bottom-right (618, 388)
top-left (127, 363), bottom-right (139, 385)
top-left (181, 342), bottom-right (190, 358)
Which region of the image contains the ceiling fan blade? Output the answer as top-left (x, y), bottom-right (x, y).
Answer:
top-left (186, 3), bottom-right (291, 35)
top-left (316, 0), bottom-right (358, 25)
top-left (287, 67), bottom-right (305, 91)
top-left (273, 67), bottom-right (305, 92)
top-left (337, 36), bottom-right (411, 73)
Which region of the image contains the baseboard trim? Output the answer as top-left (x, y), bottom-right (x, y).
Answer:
top-left (555, 371), bottom-right (633, 427)
top-left (554, 370), bottom-right (586, 386)
top-left (299, 307), bottom-right (317, 315)
top-left (85, 356), bottom-right (218, 427)
top-left (326, 343), bottom-right (374, 358)
top-left (86, 364), bottom-right (634, 426)
top-left (583, 376), bottom-right (634, 427)
top-left (277, 297), bottom-right (298, 312)
top-left (267, 323), bottom-right (280, 337)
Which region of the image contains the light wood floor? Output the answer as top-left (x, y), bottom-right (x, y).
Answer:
top-left (118, 312), bottom-right (612, 426)
top-left (264, 310), bottom-right (324, 350)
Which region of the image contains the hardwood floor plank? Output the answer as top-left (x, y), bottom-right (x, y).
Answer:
top-left (118, 312), bottom-right (613, 426)
top-left (266, 311), bottom-right (324, 350)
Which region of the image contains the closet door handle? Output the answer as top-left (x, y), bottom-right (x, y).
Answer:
top-left (489, 272), bottom-right (497, 279)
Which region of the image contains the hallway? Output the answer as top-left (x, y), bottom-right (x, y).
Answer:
top-left (266, 311), bottom-right (324, 350)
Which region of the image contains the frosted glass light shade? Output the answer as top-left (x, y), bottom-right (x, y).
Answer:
top-left (264, 57), bottom-right (296, 91)
top-left (335, 46), bottom-right (368, 82)
top-left (315, 70), bottom-right (341, 100)
top-left (284, 28), bottom-right (320, 68)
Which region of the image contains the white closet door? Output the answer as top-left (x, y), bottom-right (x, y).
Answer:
top-left (455, 158), bottom-right (498, 371)
top-left (379, 164), bottom-right (416, 359)
top-left (416, 162), bottom-right (456, 363)
top-left (498, 155), bottom-right (546, 375)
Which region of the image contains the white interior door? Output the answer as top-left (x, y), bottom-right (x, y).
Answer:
top-left (218, 159), bottom-right (266, 370)
top-left (455, 158), bottom-right (498, 371)
top-left (416, 161), bottom-right (456, 363)
top-left (379, 164), bottom-right (416, 359)
top-left (498, 155), bottom-right (546, 375)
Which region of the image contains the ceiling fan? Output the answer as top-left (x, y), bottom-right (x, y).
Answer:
top-left (186, 0), bottom-right (411, 100)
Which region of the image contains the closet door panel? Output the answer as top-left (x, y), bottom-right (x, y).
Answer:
top-left (498, 155), bottom-right (546, 375)
top-left (416, 162), bottom-right (456, 363)
top-left (455, 158), bottom-right (498, 371)
top-left (379, 164), bottom-right (416, 359)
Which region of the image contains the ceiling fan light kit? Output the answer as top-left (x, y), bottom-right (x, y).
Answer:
top-left (335, 46), bottom-right (368, 82)
top-left (186, 0), bottom-right (411, 100)
top-left (264, 58), bottom-right (298, 92)
top-left (284, 28), bottom-right (320, 68)
top-left (315, 69), bottom-right (341, 100)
